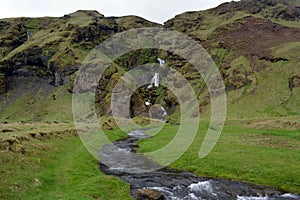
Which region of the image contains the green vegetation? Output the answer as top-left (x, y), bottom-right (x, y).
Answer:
top-left (0, 125), bottom-right (131, 200)
top-left (138, 120), bottom-right (300, 193)
top-left (1, 118), bottom-right (299, 198)
top-left (226, 55), bottom-right (300, 118)
top-left (0, 84), bottom-right (73, 122)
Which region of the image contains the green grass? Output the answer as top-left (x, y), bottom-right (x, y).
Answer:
top-left (138, 121), bottom-right (300, 193)
top-left (0, 122), bottom-right (74, 139)
top-left (0, 84), bottom-right (73, 122)
top-left (1, 119), bottom-right (299, 198)
top-left (226, 56), bottom-right (300, 118)
top-left (0, 127), bottom-right (131, 200)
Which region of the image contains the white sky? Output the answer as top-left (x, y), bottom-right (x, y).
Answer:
top-left (0, 0), bottom-right (231, 24)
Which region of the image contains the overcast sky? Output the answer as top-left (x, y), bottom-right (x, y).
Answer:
top-left (0, 0), bottom-right (231, 23)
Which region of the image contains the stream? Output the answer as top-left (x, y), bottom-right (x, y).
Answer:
top-left (99, 129), bottom-right (299, 200)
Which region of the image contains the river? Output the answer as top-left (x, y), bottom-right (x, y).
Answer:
top-left (99, 129), bottom-right (299, 200)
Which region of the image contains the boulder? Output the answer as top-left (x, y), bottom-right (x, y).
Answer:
top-left (135, 189), bottom-right (165, 200)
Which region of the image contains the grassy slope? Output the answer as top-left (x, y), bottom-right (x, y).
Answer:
top-left (0, 84), bottom-right (73, 122)
top-left (1, 4), bottom-right (299, 121)
top-left (164, 3), bottom-right (300, 119)
top-left (138, 121), bottom-right (300, 193)
top-left (226, 40), bottom-right (300, 118)
top-left (227, 61), bottom-right (300, 118)
top-left (0, 126), bottom-right (131, 200)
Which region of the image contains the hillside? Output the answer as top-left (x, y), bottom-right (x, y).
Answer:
top-left (0, 11), bottom-right (160, 122)
top-left (165, 0), bottom-right (300, 119)
top-left (0, 0), bottom-right (300, 122)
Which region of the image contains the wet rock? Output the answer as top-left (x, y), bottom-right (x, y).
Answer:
top-left (135, 189), bottom-right (165, 200)
top-left (130, 93), bottom-right (149, 117)
top-left (149, 105), bottom-right (167, 122)
top-left (99, 128), bottom-right (300, 200)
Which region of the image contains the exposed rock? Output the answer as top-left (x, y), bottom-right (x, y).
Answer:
top-left (3, 136), bottom-right (21, 145)
top-left (272, 5), bottom-right (300, 20)
top-left (0, 73), bottom-right (5, 94)
top-left (0, 128), bottom-right (77, 152)
top-left (213, 0), bottom-right (298, 19)
top-left (101, 122), bottom-right (113, 130)
top-left (130, 92), bottom-right (149, 117)
top-left (149, 105), bottom-right (168, 121)
top-left (289, 74), bottom-right (300, 89)
top-left (0, 22), bottom-right (27, 58)
top-left (33, 178), bottom-right (42, 187)
top-left (259, 56), bottom-right (288, 62)
top-left (209, 16), bottom-right (300, 59)
top-left (135, 189), bottom-right (165, 200)
top-left (1, 129), bottom-right (13, 133)
top-left (8, 144), bottom-right (26, 154)
top-left (72, 20), bottom-right (120, 43)
top-left (70, 10), bottom-right (104, 18)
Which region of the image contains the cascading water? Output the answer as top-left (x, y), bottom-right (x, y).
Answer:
top-left (99, 129), bottom-right (299, 200)
top-left (147, 73), bottom-right (160, 89)
top-left (157, 58), bottom-right (165, 66)
top-left (147, 58), bottom-right (164, 89)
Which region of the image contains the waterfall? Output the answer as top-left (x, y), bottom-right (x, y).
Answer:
top-left (147, 58), bottom-right (165, 89)
top-left (157, 58), bottom-right (165, 66)
top-left (147, 73), bottom-right (160, 89)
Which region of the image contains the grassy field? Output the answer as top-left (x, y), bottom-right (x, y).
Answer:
top-left (0, 124), bottom-right (131, 200)
top-left (138, 118), bottom-right (300, 194)
top-left (1, 117), bottom-right (299, 199)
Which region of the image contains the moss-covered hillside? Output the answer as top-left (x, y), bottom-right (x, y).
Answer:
top-left (0, 10), bottom-right (160, 122)
top-left (165, 0), bottom-right (300, 118)
top-left (1, 0), bottom-right (300, 122)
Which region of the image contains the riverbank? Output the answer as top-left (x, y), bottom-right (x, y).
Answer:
top-left (138, 118), bottom-right (300, 194)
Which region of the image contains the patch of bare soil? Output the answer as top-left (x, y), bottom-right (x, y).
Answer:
top-left (209, 16), bottom-right (300, 69)
top-left (246, 119), bottom-right (300, 130)
top-left (0, 125), bottom-right (76, 153)
top-left (239, 133), bottom-right (298, 149)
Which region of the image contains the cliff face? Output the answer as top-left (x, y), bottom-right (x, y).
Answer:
top-left (1, 0), bottom-right (300, 122)
top-left (0, 11), bottom-right (160, 121)
top-left (0, 11), bottom-right (159, 88)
